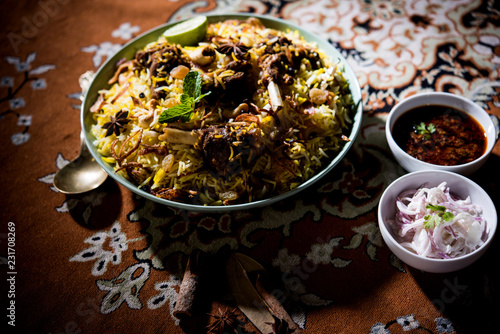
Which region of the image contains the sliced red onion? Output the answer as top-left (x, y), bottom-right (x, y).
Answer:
top-left (390, 182), bottom-right (486, 259)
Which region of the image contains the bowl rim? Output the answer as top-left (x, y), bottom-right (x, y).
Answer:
top-left (385, 92), bottom-right (497, 171)
top-left (80, 13), bottom-right (363, 212)
top-left (378, 170), bottom-right (497, 264)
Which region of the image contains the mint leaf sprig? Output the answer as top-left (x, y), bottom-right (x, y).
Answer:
top-left (415, 122), bottom-right (436, 140)
top-left (159, 71), bottom-right (210, 123)
top-left (423, 204), bottom-right (455, 229)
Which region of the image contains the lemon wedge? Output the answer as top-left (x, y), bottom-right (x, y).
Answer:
top-left (163, 16), bottom-right (208, 46)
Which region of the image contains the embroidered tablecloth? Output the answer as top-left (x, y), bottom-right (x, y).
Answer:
top-left (1, 0), bottom-right (499, 333)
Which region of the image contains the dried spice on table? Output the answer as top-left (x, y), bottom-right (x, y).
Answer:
top-left (256, 276), bottom-right (300, 333)
top-left (206, 307), bottom-right (243, 334)
top-left (173, 251), bottom-right (203, 318)
top-left (226, 253), bottom-right (301, 333)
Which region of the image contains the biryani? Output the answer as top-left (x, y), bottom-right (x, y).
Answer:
top-left (89, 17), bottom-right (355, 206)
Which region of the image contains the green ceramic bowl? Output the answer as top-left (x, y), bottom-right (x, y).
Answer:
top-left (81, 14), bottom-right (363, 212)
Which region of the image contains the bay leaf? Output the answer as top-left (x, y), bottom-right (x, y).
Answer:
top-left (226, 253), bottom-right (274, 333)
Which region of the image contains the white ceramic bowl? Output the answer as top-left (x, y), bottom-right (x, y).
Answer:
top-left (386, 92), bottom-right (500, 176)
top-left (378, 170), bottom-right (497, 273)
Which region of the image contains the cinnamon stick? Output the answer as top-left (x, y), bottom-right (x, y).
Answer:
top-left (173, 252), bottom-right (200, 319)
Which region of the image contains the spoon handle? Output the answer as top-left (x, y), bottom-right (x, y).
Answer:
top-left (78, 71), bottom-right (95, 158)
top-left (79, 131), bottom-right (91, 158)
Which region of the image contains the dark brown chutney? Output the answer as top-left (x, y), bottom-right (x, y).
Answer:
top-left (392, 104), bottom-right (487, 166)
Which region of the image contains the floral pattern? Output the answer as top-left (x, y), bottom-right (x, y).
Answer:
top-left (147, 276), bottom-right (182, 324)
top-left (81, 22), bottom-right (141, 68)
top-left (111, 22), bottom-right (141, 40)
top-left (26, 0), bottom-right (498, 333)
top-left (370, 315), bottom-right (455, 333)
top-left (70, 221), bottom-right (144, 276)
top-left (0, 52), bottom-right (55, 145)
top-left (81, 42), bottom-right (123, 68)
top-left (96, 262), bottom-right (150, 314)
top-left (281, 0), bottom-right (500, 114)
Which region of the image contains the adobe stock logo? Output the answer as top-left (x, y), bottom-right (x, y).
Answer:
top-left (7, 0), bottom-right (71, 53)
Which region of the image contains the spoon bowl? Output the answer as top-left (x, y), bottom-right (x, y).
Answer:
top-left (53, 132), bottom-right (108, 194)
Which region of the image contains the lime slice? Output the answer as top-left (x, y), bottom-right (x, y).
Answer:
top-left (163, 16), bottom-right (208, 46)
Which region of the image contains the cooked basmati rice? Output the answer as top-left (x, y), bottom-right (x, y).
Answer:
top-left (89, 17), bottom-right (355, 206)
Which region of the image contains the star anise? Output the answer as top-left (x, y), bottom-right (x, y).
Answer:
top-left (267, 315), bottom-right (295, 334)
top-left (206, 307), bottom-right (242, 334)
top-left (102, 110), bottom-right (131, 137)
top-left (216, 42), bottom-right (251, 59)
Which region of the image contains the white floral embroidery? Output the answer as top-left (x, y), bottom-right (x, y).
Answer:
top-left (112, 22), bottom-right (140, 40)
top-left (9, 97), bottom-right (25, 109)
top-left (272, 248), bottom-right (301, 273)
top-left (97, 263), bottom-right (150, 314)
top-left (38, 153), bottom-right (70, 191)
top-left (31, 78), bottom-right (46, 90)
top-left (305, 237), bottom-right (342, 265)
top-left (352, 222), bottom-right (383, 247)
top-left (397, 314), bottom-right (419, 331)
top-left (4, 52), bottom-right (36, 72)
top-left (2, 51), bottom-right (56, 145)
top-left (474, 35), bottom-right (500, 64)
top-left (17, 114), bottom-right (32, 126)
top-left (67, 92), bottom-right (83, 109)
top-left (29, 64), bottom-right (56, 75)
top-left (0, 76), bottom-right (14, 87)
top-left (351, 222), bottom-right (384, 261)
top-left (370, 323), bottom-right (390, 334)
top-left (56, 190), bottom-right (106, 224)
top-left (81, 42), bottom-right (122, 68)
top-left (70, 221), bottom-right (131, 276)
top-left (11, 132), bottom-right (30, 145)
top-left (147, 276), bottom-right (182, 325)
top-left (435, 317), bottom-right (455, 333)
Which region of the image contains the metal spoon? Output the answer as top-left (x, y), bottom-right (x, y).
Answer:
top-left (53, 70), bottom-right (107, 194)
top-left (53, 131), bottom-right (108, 194)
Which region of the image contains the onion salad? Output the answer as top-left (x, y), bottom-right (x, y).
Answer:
top-left (391, 182), bottom-right (487, 259)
